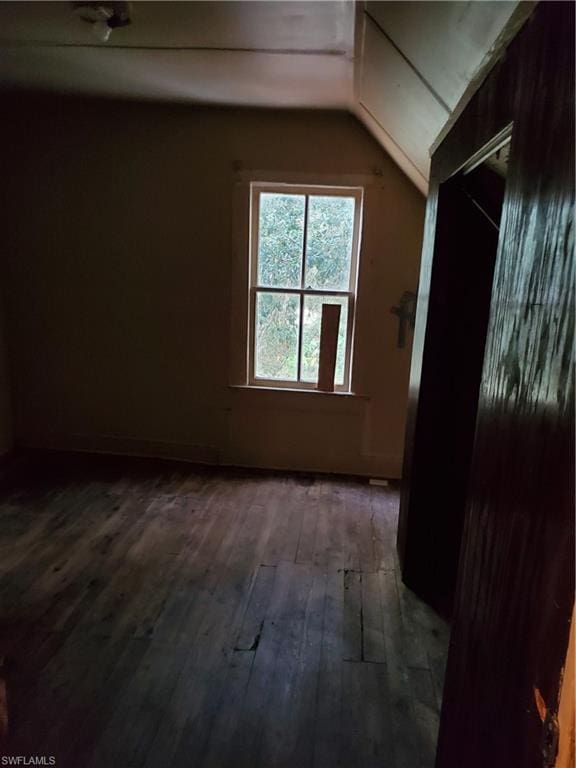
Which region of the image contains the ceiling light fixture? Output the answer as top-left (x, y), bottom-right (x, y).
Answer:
top-left (72, 1), bottom-right (131, 43)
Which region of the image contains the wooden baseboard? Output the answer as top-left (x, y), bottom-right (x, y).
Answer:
top-left (17, 434), bottom-right (403, 480)
top-left (19, 433), bottom-right (220, 466)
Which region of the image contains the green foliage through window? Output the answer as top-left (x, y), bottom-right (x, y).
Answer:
top-left (253, 187), bottom-right (358, 388)
top-left (258, 194), bottom-right (305, 288)
top-left (255, 292), bottom-right (299, 380)
top-left (305, 196), bottom-right (354, 291)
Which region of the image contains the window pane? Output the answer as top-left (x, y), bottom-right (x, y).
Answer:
top-left (255, 292), bottom-right (300, 380)
top-left (304, 196), bottom-right (355, 290)
top-left (258, 193), bottom-right (305, 288)
top-left (301, 295), bottom-right (348, 386)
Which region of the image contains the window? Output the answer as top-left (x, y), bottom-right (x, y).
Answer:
top-left (249, 184), bottom-right (363, 392)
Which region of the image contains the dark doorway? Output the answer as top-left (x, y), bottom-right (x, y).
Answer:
top-left (397, 138), bottom-right (509, 615)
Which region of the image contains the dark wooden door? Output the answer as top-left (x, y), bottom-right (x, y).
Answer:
top-left (397, 3), bottom-right (574, 765)
top-left (433, 3), bottom-right (575, 766)
top-left (397, 173), bottom-right (502, 614)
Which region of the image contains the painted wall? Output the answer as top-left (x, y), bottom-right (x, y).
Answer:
top-left (1, 95), bottom-right (424, 477)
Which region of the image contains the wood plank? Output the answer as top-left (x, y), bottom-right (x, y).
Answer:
top-left (295, 485), bottom-right (319, 565)
top-left (317, 303), bottom-right (341, 392)
top-left (370, 485), bottom-right (398, 572)
top-left (225, 560), bottom-right (296, 768)
top-left (341, 660), bottom-right (365, 767)
top-left (313, 568), bottom-right (344, 768)
top-left (199, 649), bottom-right (255, 768)
top-left (408, 666), bottom-right (440, 768)
top-left (253, 562), bottom-right (316, 767)
top-left (358, 662), bottom-right (396, 768)
top-left (314, 482), bottom-right (348, 569)
top-left (340, 489), bottom-right (361, 572)
top-left (153, 485), bottom-right (249, 646)
top-left (379, 569), bottom-right (424, 768)
top-left (342, 661), bottom-right (396, 768)
top-left (143, 502), bottom-right (269, 768)
top-left (63, 637), bottom-right (150, 767)
top-left (260, 478), bottom-right (297, 565)
top-left (311, 481), bottom-right (331, 568)
top-left (342, 569), bottom-right (362, 662)
top-left (395, 571), bottom-right (431, 670)
top-left (44, 632), bottom-right (142, 762)
top-left (362, 570), bottom-right (387, 664)
top-left (287, 568), bottom-right (327, 768)
top-left (235, 565), bottom-right (277, 651)
top-left (348, 487), bottom-right (376, 572)
top-left (258, 565), bottom-right (324, 768)
top-left (86, 642), bottom-right (187, 768)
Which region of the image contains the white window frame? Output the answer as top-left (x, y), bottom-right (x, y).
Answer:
top-left (248, 182), bottom-right (363, 392)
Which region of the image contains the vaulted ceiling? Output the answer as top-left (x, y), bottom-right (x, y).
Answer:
top-left (0, 1), bottom-right (533, 193)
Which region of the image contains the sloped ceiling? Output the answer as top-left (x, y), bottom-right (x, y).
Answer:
top-left (0, 1), bottom-right (533, 193)
top-left (354, 1), bottom-right (533, 191)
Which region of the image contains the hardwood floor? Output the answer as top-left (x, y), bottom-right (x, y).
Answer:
top-left (0, 454), bottom-right (449, 767)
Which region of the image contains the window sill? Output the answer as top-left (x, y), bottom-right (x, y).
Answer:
top-left (229, 384), bottom-right (369, 399)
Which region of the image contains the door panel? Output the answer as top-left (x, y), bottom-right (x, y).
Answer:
top-left (434, 3), bottom-right (575, 766)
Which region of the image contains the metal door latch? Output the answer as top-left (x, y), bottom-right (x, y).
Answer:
top-left (391, 290), bottom-right (417, 349)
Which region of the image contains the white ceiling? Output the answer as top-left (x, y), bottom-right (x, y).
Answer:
top-left (0, 1), bottom-right (355, 108)
top-left (0, 1), bottom-right (355, 50)
top-left (0, 1), bottom-right (532, 192)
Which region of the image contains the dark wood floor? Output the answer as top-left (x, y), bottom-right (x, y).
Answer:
top-left (0, 454), bottom-right (449, 768)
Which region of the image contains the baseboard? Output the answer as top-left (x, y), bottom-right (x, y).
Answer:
top-left (17, 434), bottom-right (403, 480)
top-left (19, 433), bottom-right (221, 466)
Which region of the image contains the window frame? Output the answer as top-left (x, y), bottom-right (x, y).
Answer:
top-left (248, 182), bottom-right (363, 392)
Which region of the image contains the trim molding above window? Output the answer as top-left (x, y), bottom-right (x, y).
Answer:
top-left (246, 182), bottom-right (363, 393)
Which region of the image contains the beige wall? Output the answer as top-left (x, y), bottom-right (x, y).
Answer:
top-left (1, 95), bottom-right (424, 477)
